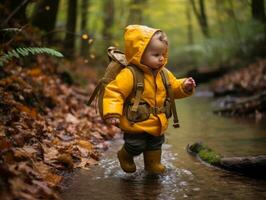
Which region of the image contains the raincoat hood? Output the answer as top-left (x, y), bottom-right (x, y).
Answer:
top-left (124, 25), bottom-right (168, 72)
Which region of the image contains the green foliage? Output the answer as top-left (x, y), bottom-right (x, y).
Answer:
top-left (30, 0), bottom-right (266, 70)
top-left (171, 19), bottom-right (265, 72)
top-left (0, 47), bottom-right (64, 67)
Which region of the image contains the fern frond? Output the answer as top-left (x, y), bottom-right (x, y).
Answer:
top-left (0, 47), bottom-right (64, 67)
top-left (0, 28), bottom-right (22, 33)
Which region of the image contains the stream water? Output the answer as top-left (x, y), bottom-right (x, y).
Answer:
top-left (61, 88), bottom-right (266, 200)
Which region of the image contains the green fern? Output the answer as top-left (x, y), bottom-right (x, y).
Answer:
top-left (0, 28), bottom-right (22, 33)
top-left (0, 47), bottom-right (64, 67)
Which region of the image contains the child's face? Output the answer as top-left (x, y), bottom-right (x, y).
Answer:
top-left (141, 34), bottom-right (168, 70)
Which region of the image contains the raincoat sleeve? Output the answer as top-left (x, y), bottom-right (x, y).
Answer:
top-left (103, 68), bottom-right (134, 119)
top-left (166, 70), bottom-right (194, 99)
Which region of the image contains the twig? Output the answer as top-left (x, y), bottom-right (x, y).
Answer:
top-left (1, 0), bottom-right (30, 27)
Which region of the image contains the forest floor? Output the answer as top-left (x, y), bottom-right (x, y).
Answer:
top-left (0, 56), bottom-right (120, 200)
top-left (0, 55), bottom-right (265, 199)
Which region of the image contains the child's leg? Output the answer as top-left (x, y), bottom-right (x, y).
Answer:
top-left (117, 133), bottom-right (147, 173)
top-left (143, 134), bottom-right (165, 174)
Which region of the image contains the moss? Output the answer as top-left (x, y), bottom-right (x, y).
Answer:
top-left (189, 142), bottom-right (222, 165)
top-left (198, 149), bottom-right (221, 165)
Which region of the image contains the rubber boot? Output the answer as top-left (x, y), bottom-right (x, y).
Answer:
top-left (144, 150), bottom-right (166, 174)
top-left (117, 146), bottom-right (136, 173)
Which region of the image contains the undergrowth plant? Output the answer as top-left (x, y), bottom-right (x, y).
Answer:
top-left (0, 28), bottom-right (63, 67)
top-left (0, 47), bottom-right (63, 67)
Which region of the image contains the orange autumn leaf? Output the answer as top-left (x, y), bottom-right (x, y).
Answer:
top-left (26, 68), bottom-right (42, 77)
top-left (44, 173), bottom-right (63, 186)
top-left (16, 104), bottom-right (37, 119)
top-left (77, 140), bottom-right (93, 151)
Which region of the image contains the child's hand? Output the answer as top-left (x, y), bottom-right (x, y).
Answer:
top-left (183, 77), bottom-right (196, 93)
top-left (105, 117), bottom-right (120, 126)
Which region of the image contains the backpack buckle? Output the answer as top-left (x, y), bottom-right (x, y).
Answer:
top-left (150, 106), bottom-right (159, 115)
top-left (136, 82), bottom-right (143, 89)
top-left (154, 107), bottom-right (159, 115)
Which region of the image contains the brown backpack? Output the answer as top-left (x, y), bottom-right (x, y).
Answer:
top-left (87, 46), bottom-right (180, 128)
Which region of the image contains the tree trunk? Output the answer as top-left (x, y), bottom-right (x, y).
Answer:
top-left (31, 0), bottom-right (60, 44)
top-left (187, 142), bottom-right (266, 179)
top-left (80, 0), bottom-right (90, 57)
top-left (214, 0), bottom-right (224, 34)
top-left (186, 2), bottom-right (194, 45)
top-left (102, 0), bottom-right (115, 50)
top-left (127, 0), bottom-right (147, 25)
top-left (227, 0), bottom-right (242, 44)
top-left (190, 0), bottom-right (210, 38)
top-left (251, 0), bottom-right (265, 23)
top-left (64, 0), bottom-right (77, 57)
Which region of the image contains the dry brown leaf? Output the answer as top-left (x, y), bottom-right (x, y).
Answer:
top-left (76, 146), bottom-right (89, 157)
top-left (26, 68), bottom-right (42, 77)
top-left (75, 157), bottom-right (97, 169)
top-left (0, 136), bottom-right (12, 152)
top-left (13, 148), bottom-right (31, 161)
top-left (77, 140), bottom-right (93, 151)
top-left (65, 113), bottom-right (79, 124)
top-left (43, 147), bottom-right (59, 162)
top-left (16, 104), bottom-right (37, 119)
top-left (56, 153), bottom-right (74, 169)
top-left (43, 173), bottom-right (63, 187)
top-left (56, 131), bottom-right (75, 141)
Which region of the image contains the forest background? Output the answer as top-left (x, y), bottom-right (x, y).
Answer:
top-left (2, 0), bottom-right (266, 77)
top-left (0, 0), bottom-right (266, 199)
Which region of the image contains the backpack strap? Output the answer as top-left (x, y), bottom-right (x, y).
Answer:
top-left (126, 65), bottom-right (144, 112)
top-left (87, 60), bottom-right (119, 106)
top-left (160, 69), bottom-right (180, 128)
top-left (87, 81), bottom-right (103, 106)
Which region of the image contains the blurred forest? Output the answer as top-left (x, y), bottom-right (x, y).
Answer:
top-left (1, 0), bottom-right (266, 73)
top-left (0, 0), bottom-right (266, 199)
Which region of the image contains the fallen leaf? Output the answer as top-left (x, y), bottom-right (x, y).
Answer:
top-left (65, 113), bottom-right (79, 124)
top-left (77, 140), bottom-right (93, 151)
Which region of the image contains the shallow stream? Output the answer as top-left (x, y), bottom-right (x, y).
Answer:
top-left (61, 88), bottom-right (266, 200)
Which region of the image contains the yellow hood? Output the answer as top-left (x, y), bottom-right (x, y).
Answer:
top-left (124, 25), bottom-right (167, 73)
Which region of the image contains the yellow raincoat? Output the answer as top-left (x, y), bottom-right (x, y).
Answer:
top-left (103, 25), bottom-right (193, 136)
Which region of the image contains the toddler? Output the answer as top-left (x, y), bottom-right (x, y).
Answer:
top-left (103, 25), bottom-right (196, 174)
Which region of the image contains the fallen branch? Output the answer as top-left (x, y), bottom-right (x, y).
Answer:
top-left (187, 142), bottom-right (266, 179)
top-left (213, 91), bottom-right (266, 117)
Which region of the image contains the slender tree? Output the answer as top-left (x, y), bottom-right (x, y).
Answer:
top-left (186, 2), bottom-right (194, 45)
top-left (227, 0), bottom-right (242, 44)
top-left (64, 0), bottom-right (77, 57)
top-left (31, 0), bottom-right (60, 43)
top-left (102, 0), bottom-right (115, 49)
top-left (251, 0), bottom-right (266, 42)
top-left (251, 0), bottom-right (265, 23)
top-left (127, 0), bottom-right (147, 25)
top-left (190, 0), bottom-right (210, 38)
top-left (214, 0), bottom-right (224, 34)
top-left (80, 0), bottom-right (90, 57)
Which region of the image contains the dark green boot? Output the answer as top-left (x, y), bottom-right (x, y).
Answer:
top-left (144, 150), bottom-right (166, 174)
top-left (117, 146), bottom-right (136, 173)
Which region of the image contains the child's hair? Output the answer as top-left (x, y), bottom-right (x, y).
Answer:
top-left (154, 31), bottom-right (168, 46)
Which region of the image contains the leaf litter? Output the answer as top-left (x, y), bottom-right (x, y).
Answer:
top-left (0, 55), bottom-right (121, 199)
